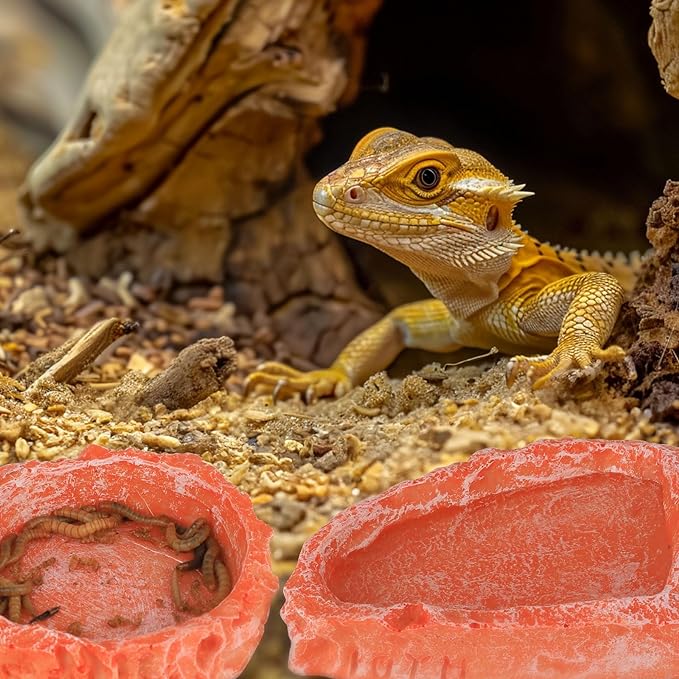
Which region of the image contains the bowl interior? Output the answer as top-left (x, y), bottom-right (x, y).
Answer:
top-left (12, 522), bottom-right (212, 640)
top-left (0, 454), bottom-right (240, 640)
top-left (326, 472), bottom-right (672, 609)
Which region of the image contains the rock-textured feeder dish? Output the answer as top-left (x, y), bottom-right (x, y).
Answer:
top-left (283, 438), bottom-right (679, 679)
top-left (0, 445), bottom-right (278, 679)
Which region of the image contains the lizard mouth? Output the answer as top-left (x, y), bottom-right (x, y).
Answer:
top-left (312, 182), bottom-right (442, 237)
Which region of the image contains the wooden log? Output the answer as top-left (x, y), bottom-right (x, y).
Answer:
top-left (21, 0), bottom-right (382, 364)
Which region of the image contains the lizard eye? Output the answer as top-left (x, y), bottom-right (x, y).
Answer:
top-left (486, 205), bottom-right (499, 230)
top-left (414, 166), bottom-right (441, 190)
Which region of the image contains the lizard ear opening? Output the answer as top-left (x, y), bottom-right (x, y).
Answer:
top-left (486, 205), bottom-right (500, 231)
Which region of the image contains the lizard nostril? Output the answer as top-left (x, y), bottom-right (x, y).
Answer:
top-left (345, 186), bottom-right (365, 203)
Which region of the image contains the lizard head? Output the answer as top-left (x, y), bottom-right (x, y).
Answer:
top-left (313, 127), bottom-right (531, 280)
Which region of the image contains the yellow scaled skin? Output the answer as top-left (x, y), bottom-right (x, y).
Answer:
top-left (246, 128), bottom-right (634, 400)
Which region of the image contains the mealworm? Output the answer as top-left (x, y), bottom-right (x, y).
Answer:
top-left (177, 520), bottom-right (203, 539)
top-left (213, 559), bottom-right (231, 604)
top-left (0, 577), bottom-right (32, 596)
top-left (0, 535), bottom-right (15, 569)
top-left (30, 517), bottom-right (121, 540)
top-left (98, 502), bottom-right (171, 527)
top-left (80, 506), bottom-right (114, 519)
top-left (23, 515), bottom-right (54, 530)
top-left (27, 520), bottom-right (82, 539)
top-left (52, 507), bottom-right (102, 523)
top-left (29, 606), bottom-right (60, 624)
top-left (165, 520), bottom-right (210, 552)
top-left (176, 541), bottom-right (207, 572)
top-left (171, 567), bottom-right (185, 611)
top-left (8, 595), bottom-right (20, 622)
top-left (8, 516), bottom-right (120, 566)
top-left (22, 594), bottom-right (35, 617)
top-left (4, 530), bottom-right (49, 566)
top-left (76, 516), bottom-right (121, 537)
top-left (201, 537), bottom-right (220, 591)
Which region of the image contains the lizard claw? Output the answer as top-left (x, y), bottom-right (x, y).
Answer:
top-left (271, 379), bottom-right (289, 404)
top-left (304, 385), bottom-right (317, 404)
top-left (506, 343), bottom-right (626, 390)
top-left (244, 362), bottom-right (352, 402)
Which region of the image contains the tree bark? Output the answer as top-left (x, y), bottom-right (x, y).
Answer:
top-left (21, 0), bottom-right (382, 365)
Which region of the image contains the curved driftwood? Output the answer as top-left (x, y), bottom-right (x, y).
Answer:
top-left (21, 0), bottom-right (382, 365)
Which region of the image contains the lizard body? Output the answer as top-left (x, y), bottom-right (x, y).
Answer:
top-left (246, 128), bottom-right (639, 399)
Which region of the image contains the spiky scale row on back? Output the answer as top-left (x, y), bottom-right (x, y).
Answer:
top-left (550, 244), bottom-right (643, 293)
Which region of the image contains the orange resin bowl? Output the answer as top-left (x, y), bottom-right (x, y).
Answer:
top-left (0, 445), bottom-right (278, 679)
top-left (283, 439), bottom-right (679, 679)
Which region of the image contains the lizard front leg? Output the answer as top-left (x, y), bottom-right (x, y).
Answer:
top-left (506, 272), bottom-right (625, 389)
top-left (245, 299), bottom-right (461, 401)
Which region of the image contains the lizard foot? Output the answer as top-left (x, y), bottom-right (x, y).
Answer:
top-left (506, 343), bottom-right (626, 390)
top-left (244, 362), bottom-right (352, 403)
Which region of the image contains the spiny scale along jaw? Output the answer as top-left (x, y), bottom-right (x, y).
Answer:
top-left (312, 128), bottom-right (530, 276)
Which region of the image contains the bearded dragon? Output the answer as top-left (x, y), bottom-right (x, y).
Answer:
top-left (246, 127), bottom-right (638, 400)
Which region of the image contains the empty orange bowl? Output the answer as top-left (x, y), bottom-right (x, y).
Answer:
top-left (283, 438), bottom-right (679, 679)
top-left (0, 445), bottom-right (278, 678)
